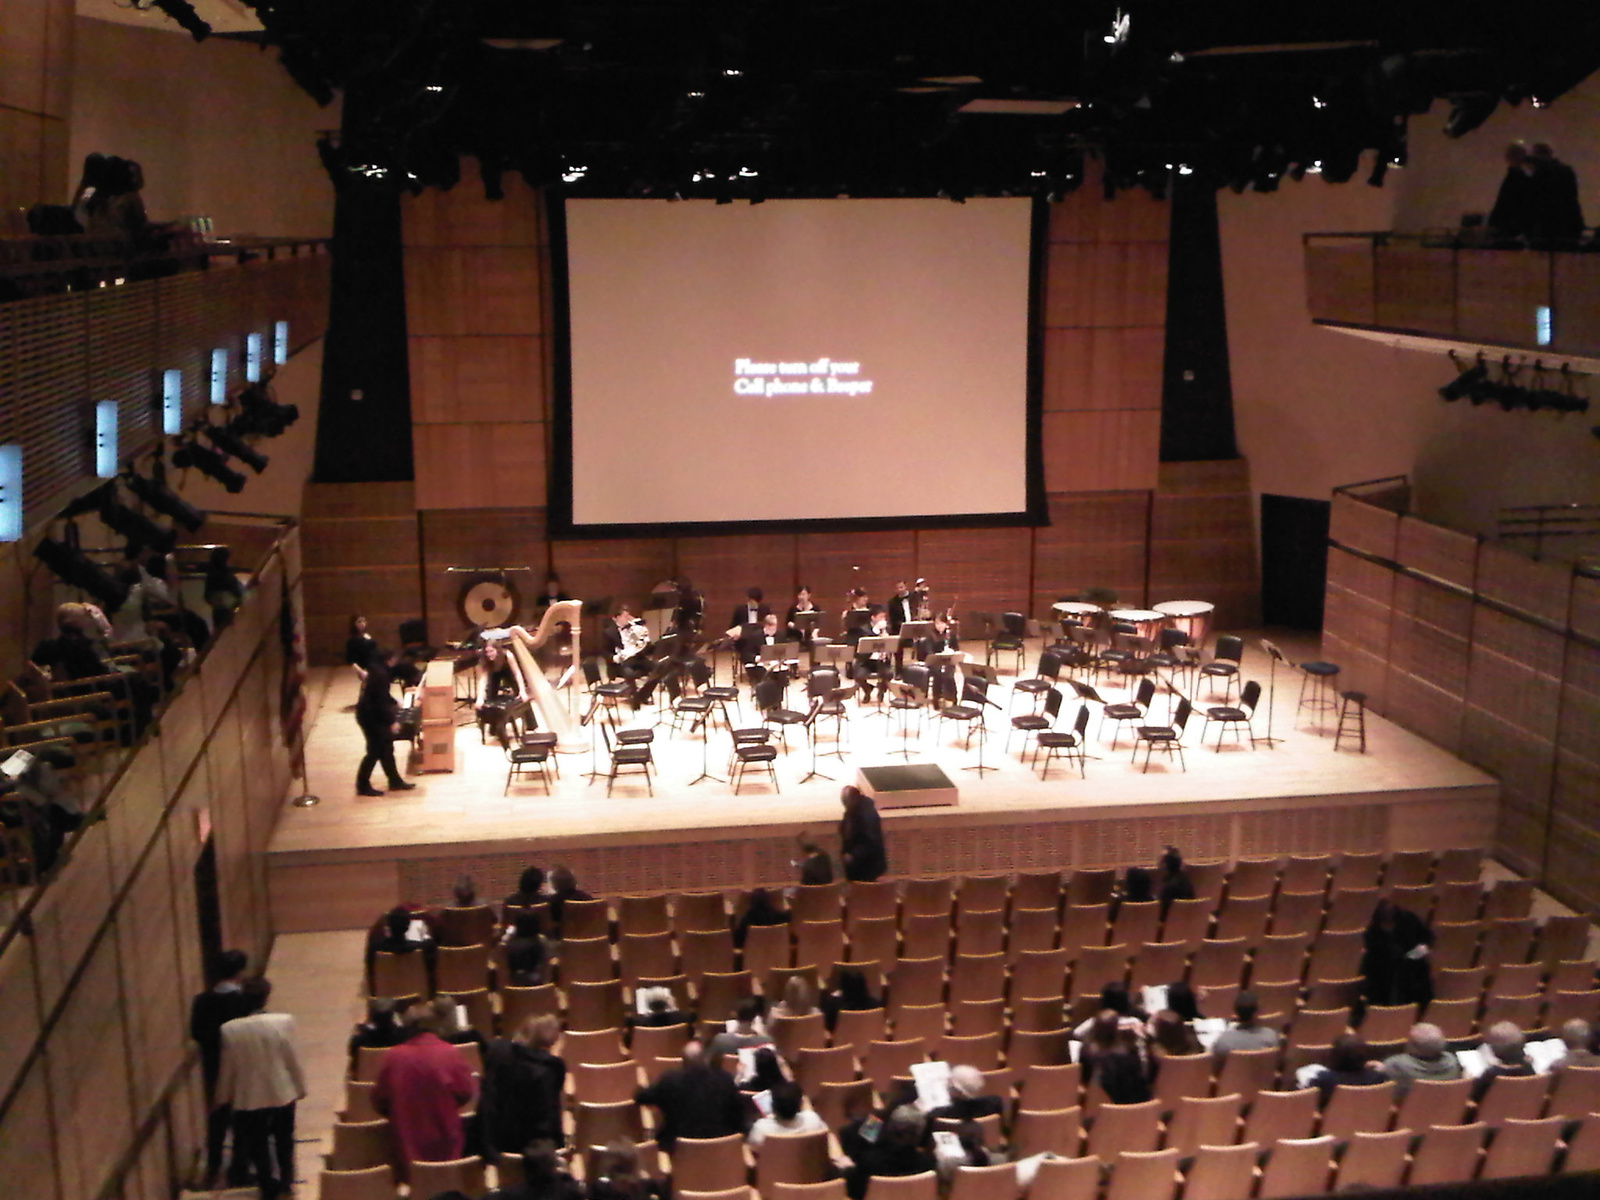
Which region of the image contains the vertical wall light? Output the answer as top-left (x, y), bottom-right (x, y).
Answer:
top-left (246, 332), bottom-right (263, 383)
top-left (0, 445), bottom-right (21, 542)
top-left (210, 347), bottom-right (229, 405)
top-left (1535, 305), bottom-right (1553, 347)
top-left (162, 368), bottom-right (184, 434)
top-left (95, 401), bottom-right (120, 478)
top-left (273, 320), bottom-right (289, 365)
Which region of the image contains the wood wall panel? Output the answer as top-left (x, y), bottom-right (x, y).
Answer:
top-left (1042, 410), bottom-right (1161, 492)
top-left (550, 536), bottom-right (675, 615)
top-left (115, 846), bottom-right (186, 1115)
top-left (1374, 245), bottom-right (1455, 335)
top-left (1322, 631), bottom-right (1389, 715)
top-left (796, 530), bottom-right (917, 619)
top-left (1048, 183), bottom-right (1167, 243)
top-left (1551, 253), bottom-right (1600, 355)
top-left (402, 177), bottom-right (542, 248)
top-left (1387, 668), bottom-right (1465, 754)
top-left (676, 533), bottom-right (799, 632)
top-left (1044, 242), bottom-right (1168, 328)
top-left (0, 937), bottom-right (39, 1110)
top-left (404, 247), bottom-right (543, 336)
top-left (299, 512), bottom-right (420, 571)
top-left (1330, 492), bottom-right (1400, 560)
top-left (1303, 242), bottom-right (1375, 326)
top-left (1031, 492), bottom-right (1148, 614)
top-left (419, 507), bottom-right (549, 639)
top-left (0, 1057), bottom-right (60, 1199)
top-left (409, 335), bottom-right (545, 423)
top-left (1397, 517), bottom-right (1478, 590)
top-left (915, 526), bottom-right (1033, 617)
top-left (1041, 327), bottom-right (1164, 411)
top-left (1476, 542), bottom-right (1573, 625)
top-left (48, 942), bottom-right (135, 1200)
top-left (411, 421), bottom-right (547, 510)
top-left (1456, 250), bottom-right (1551, 347)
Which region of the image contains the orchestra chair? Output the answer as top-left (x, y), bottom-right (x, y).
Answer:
top-left (1133, 698), bottom-right (1190, 773)
top-left (1332, 1130), bottom-right (1412, 1191)
top-left (1034, 703), bottom-right (1090, 779)
top-left (600, 721), bottom-right (654, 796)
top-left (1256, 1136), bottom-right (1334, 1200)
top-left (987, 611), bottom-right (1027, 674)
top-left (1202, 681), bottom-right (1261, 751)
top-left (1181, 1142), bottom-right (1260, 1200)
top-left (732, 737), bottom-right (780, 793)
top-left (1409, 1121), bottom-right (1488, 1185)
top-left (318, 1165), bottom-right (398, 1200)
top-left (1106, 1148), bottom-right (1182, 1200)
top-left (1011, 650), bottom-right (1064, 715)
top-left (1027, 1155), bottom-right (1103, 1200)
top-left (1199, 636), bottom-right (1243, 703)
top-left (1100, 677), bottom-right (1156, 750)
top-left (755, 1129), bottom-right (832, 1197)
top-left (1008, 685), bottom-right (1062, 758)
top-left (755, 677), bottom-right (806, 752)
top-left (1147, 628), bottom-right (1195, 694)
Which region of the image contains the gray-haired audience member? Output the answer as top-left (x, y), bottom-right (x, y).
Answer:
top-left (1472, 1020), bottom-right (1536, 1101)
top-left (1552, 1019), bottom-right (1599, 1072)
top-left (1211, 990), bottom-right (1281, 1056)
top-left (1379, 1023), bottom-right (1462, 1095)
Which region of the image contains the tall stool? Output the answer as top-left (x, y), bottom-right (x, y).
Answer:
top-left (1297, 660), bottom-right (1341, 729)
top-left (1334, 690), bottom-right (1367, 753)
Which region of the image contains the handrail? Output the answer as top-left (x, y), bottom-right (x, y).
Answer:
top-left (0, 234), bottom-right (330, 298)
top-left (1497, 502), bottom-right (1600, 561)
top-left (0, 514), bottom-right (298, 955)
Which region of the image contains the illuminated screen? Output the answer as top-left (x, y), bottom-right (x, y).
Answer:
top-left (554, 197), bottom-right (1041, 532)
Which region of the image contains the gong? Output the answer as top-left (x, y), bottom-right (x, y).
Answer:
top-left (458, 574), bottom-right (521, 628)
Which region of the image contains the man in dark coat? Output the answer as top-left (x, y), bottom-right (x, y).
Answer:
top-left (838, 785), bottom-right (886, 882)
top-left (634, 1042), bottom-right (747, 1150)
top-left (355, 647), bottom-right (415, 795)
top-left (190, 949), bottom-right (253, 1188)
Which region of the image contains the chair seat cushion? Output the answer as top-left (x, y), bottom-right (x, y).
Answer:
top-left (732, 727), bottom-right (769, 742)
top-left (1136, 726), bottom-right (1177, 740)
top-left (769, 710), bottom-right (806, 724)
top-left (1200, 663), bottom-right (1237, 676)
top-left (941, 706), bottom-right (980, 721)
top-left (1036, 732), bottom-right (1078, 747)
top-left (706, 687), bottom-right (739, 700)
top-left (1014, 679), bottom-right (1051, 693)
top-left (676, 697), bottom-right (714, 712)
top-left (737, 745), bottom-right (778, 762)
top-left (1011, 715), bottom-right (1050, 731)
top-left (1206, 706), bottom-right (1246, 720)
top-left (523, 732), bottom-right (558, 746)
top-left (511, 747), bottom-right (550, 763)
top-left (1301, 661), bottom-right (1341, 677)
top-left (1103, 704), bottom-right (1142, 720)
top-left (819, 702), bottom-right (848, 715)
top-left (597, 681), bottom-right (633, 696)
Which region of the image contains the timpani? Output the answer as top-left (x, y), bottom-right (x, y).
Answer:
top-left (1153, 600), bottom-right (1215, 648)
top-left (1108, 608), bottom-right (1165, 641)
top-left (1052, 601), bottom-right (1104, 629)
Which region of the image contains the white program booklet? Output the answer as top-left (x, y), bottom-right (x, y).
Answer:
top-left (636, 986), bottom-right (673, 1015)
top-left (912, 1060), bottom-right (952, 1111)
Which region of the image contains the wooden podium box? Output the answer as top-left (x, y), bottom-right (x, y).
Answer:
top-left (418, 660), bottom-right (457, 772)
top-left (419, 717), bottom-right (456, 773)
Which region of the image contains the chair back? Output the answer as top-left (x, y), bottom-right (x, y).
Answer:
top-left (1214, 636), bottom-right (1243, 665)
top-left (1036, 650), bottom-right (1063, 680)
top-left (1257, 1136), bottom-right (1334, 1200)
top-left (1105, 1148), bottom-right (1180, 1200)
top-left (1170, 698), bottom-right (1192, 733)
top-left (863, 1170), bottom-right (939, 1200)
top-left (1133, 678), bottom-right (1156, 710)
top-left (318, 1165), bottom-right (398, 1200)
top-left (407, 1157), bottom-right (485, 1199)
top-left (672, 1133), bottom-right (750, 1193)
top-left (1409, 1121), bottom-right (1487, 1185)
top-left (1480, 1116), bottom-right (1564, 1179)
top-left (1238, 680), bottom-right (1262, 716)
top-left (1182, 1143), bottom-right (1258, 1200)
top-left (328, 1119), bottom-right (391, 1171)
top-left (756, 1128), bottom-right (831, 1195)
top-left (948, 1162), bottom-right (1020, 1200)
top-left (1040, 688), bottom-right (1064, 722)
top-left (1027, 1155), bottom-right (1102, 1200)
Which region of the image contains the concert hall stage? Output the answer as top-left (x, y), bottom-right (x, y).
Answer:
top-left (267, 639), bottom-right (1498, 932)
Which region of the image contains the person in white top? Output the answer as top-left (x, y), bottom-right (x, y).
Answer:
top-left (216, 978), bottom-right (306, 1200)
top-left (748, 1080), bottom-right (828, 1150)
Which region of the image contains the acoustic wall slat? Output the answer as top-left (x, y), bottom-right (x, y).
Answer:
top-left (1042, 409), bottom-right (1161, 492)
top-left (87, 286), bottom-right (159, 463)
top-left (1545, 813), bottom-right (1600, 915)
top-left (916, 525), bottom-right (1033, 617)
top-left (1324, 545), bottom-right (1395, 653)
top-left (1322, 631), bottom-right (1389, 715)
top-left (303, 480), bottom-right (416, 519)
top-left (0, 292), bottom-right (87, 518)
top-left (1041, 327), bottom-right (1164, 411)
top-left (409, 335), bottom-right (544, 423)
top-left (1551, 253), bottom-right (1600, 355)
top-left (419, 507), bottom-right (549, 635)
top-left (1031, 491), bottom-right (1148, 614)
top-left (47, 936), bottom-right (136, 1200)
top-left (0, 1057), bottom-right (58, 1199)
top-left (1456, 250), bottom-right (1551, 347)
top-left (0, 937), bottom-right (40, 1116)
top-left (114, 844), bottom-right (187, 1115)
top-left (796, 530), bottom-right (916, 619)
top-left (404, 247), bottom-right (543, 336)
top-left (412, 421), bottom-right (547, 510)
top-left (1047, 180), bottom-right (1167, 243)
top-left (1396, 517), bottom-right (1478, 590)
top-left (1043, 242), bottom-right (1168, 328)
top-left (1386, 666), bottom-right (1465, 755)
top-left (402, 177), bottom-right (542, 248)
top-left (1389, 576), bottom-right (1472, 695)
top-left (299, 514), bottom-right (419, 571)
top-left (1374, 245), bottom-right (1455, 335)
top-left (675, 533), bottom-right (799, 633)
top-left (1571, 576), bottom-right (1600, 642)
top-left (1477, 541), bottom-right (1573, 626)
top-left (1330, 492), bottom-right (1400, 560)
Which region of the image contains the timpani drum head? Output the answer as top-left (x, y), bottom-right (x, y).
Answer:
top-left (458, 575), bottom-right (520, 629)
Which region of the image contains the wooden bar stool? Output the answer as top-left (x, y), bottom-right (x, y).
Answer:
top-left (1334, 690), bottom-right (1367, 752)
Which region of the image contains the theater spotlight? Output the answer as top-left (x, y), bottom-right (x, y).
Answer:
top-left (233, 377), bottom-right (300, 438)
top-left (172, 440), bottom-right (246, 493)
top-left (97, 485), bottom-right (177, 553)
top-left (122, 468), bottom-right (206, 532)
top-left (34, 538), bottom-right (128, 609)
top-left (205, 425), bottom-right (268, 473)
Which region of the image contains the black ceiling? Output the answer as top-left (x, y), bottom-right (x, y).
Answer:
top-left (231, 0), bottom-right (1600, 200)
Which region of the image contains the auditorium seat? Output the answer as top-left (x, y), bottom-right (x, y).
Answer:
top-left (1408, 1121), bottom-right (1488, 1185)
top-left (1012, 1106), bottom-right (1084, 1158)
top-left (1242, 1089), bottom-right (1318, 1146)
top-left (1480, 1116), bottom-right (1563, 1180)
top-left (1106, 1148), bottom-right (1181, 1200)
top-left (1257, 1136), bottom-right (1334, 1199)
top-left (1181, 1142), bottom-right (1259, 1200)
top-left (1332, 1129), bottom-right (1411, 1191)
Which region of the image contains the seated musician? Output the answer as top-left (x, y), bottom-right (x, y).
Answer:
top-left (840, 587), bottom-right (869, 635)
top-left (475, 635), bottom-right (529, 742)
top-left (852, 607), bottom-right (894, 702)
top-left (733, 612), bottom-right (796, 688)
top-left (671, 576), bottom-right (704, 634)
top-left (730, 586), bottom-right (769, 631)
top-left (918, 613), bottom-right (962, 705)
top-left (785, 585), bottom-right (819, 644)
top-left (603, 605), bottom-right (653, 682)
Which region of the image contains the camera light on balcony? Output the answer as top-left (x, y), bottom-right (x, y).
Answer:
top-left (162, 369), bottom-right (183, 434)
top-left (210, 347), bottom-right (229, 405)
top-left (95, 401), bottom-right (120, 478)
top-left (246, 332), bottom-right (263, 383)
top-left (0, 445), bottom-right (21, 542)
top-left (1535, 305), bottom-right (1552, 346)
top-left (274, 320), bottom-right (289, 365)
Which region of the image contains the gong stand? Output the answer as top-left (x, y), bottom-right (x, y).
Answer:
top-left (447, 565), bottom-right (535, 632)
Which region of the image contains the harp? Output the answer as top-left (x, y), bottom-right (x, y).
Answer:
top-left (503, 599), bottom-right (586, 753)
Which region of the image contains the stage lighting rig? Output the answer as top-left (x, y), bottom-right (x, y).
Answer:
top-left (122, 463), bottom-right (206, 533)
top-left (34, 538), bottom-right (128, 609)
top-left (205, 425), bottom-right (268, 474)
top-left (1438, 354), bottom-right (1488, 402)
top-left (97, 484), bottom-right (177, 553)
top-left (232, 374), bottom-right (300, 438)
top-left (172, 440), bottom-right (246, 493)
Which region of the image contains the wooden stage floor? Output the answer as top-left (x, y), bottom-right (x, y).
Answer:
top-left (268, 636), bottom-right (1498, 931)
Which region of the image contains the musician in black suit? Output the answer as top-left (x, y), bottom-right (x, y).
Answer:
top-left (355, 648), bottom-right (416, 796)
top-left (785, 585), bottom-right (819, 644)
top-left (603, 606), bottom-right (653, 680)
top-left (852, 607), bottom-right (894, 702)
top-left (733, 613), bottom-right (794, 688)
top-left (915, 613), bottom-right (960, 660)
top-left (671, 577), bottom-right (704, 634)
top-left (729, 587), bottom-right (769, 631)
top-left (887, 580), bottom-right (914, 634)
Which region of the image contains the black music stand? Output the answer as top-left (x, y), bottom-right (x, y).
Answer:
top-left (792, 611), bottom-right (824, 661)
top-left (798, 698), bottom-right (832, 783)
top-left (687, 697), bottom-right (726, 787)
top-left (815, 642), bottom-right (853, 681)
top-left (759, 641), bottom-right (802, 698)
top-left (822, 685), bottom-right (854, 760)
top-left (898, 620), bottom-right (934, 648)
top-left (579, 689), bottom-right (608, 784)
top-left (1257, 639), bottom-right (1286, 749)
top-left (961, 684), bottom-right (1002, 776)
top-left (887, 680), bottom-right (920, 759)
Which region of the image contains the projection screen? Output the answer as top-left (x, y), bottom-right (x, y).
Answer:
top-left (554, 196), bottom-right (1041, 533)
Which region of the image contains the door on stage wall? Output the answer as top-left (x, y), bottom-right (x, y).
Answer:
top-left (1260, 494), bottom-right (1330, 631)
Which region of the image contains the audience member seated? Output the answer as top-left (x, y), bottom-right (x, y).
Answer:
top-left (1378, 1022), bottom-right (1462, 1095)
top-left (503, 865), bottom-right (547, 916)
top-left (1073, 982), bottom-right (1148, 1038)
top-left (546, 865), bottom-right (593, 935)
top-left (347, 997), bottom-right (406, 1066)
top-left (707, 998), bottom-right (775, 1063)
top-left (585, 1139), bottom-right (661, 1200)
top-left (1165, 980), bottom-right (1202, 1023)
top-left (1114, 865), bottom-right (1154, 910)
top-left (1308, 1033), bottom-right (1386, 1102)
top-left (796, 839), bottom-right (835, 885)
top-left (733, 886), bottom-right (790, 947)
top-left (366, 905), bottom-right (438, 991)
top-left (484, 1144), bottom-right (584, 1200)
top-left (738, 1047), bottom-right (788, 1096)
top-left (634, 1040), bottom-right (748, 1150)
top-left (1158, 845), bottom-right (1196, 912)
top-left (841, 1104), bottom-right (937, 1200)
top-left (1149, 1009), bottom-right (1204, 1057)
top-left (503, 913), bottom-right (548, 986)
top-left (481, 1014), bottom-right (566, 1159)
top-left (372, 1002), bottom-right (478, 1178)
top-left (627, 994), bottom-right (695, 1036)
top-left (748, 1079), bottom-right (829, 1150)
top-left (1362, 899), bottom-right (1435, 1007)
top-left (822, 967), bottom-right (882, 1031)
top-left (771, 975), bottom-right (819, 1020)
top-left (1472, 1021), bottom-right (1537, 1101)
top-left (927, 1064), bottom-right (1005, 1124)
top-left (1551, 1019), bottom-right (1599, 1072)
top-left (1212, 991), bottom-right (1281, 1056)
top-left (1080, 1010), bottom-right (1153, 1104)
top-left (430, 994), bottom-right (487, 1058)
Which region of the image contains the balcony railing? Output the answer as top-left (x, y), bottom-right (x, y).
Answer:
top-left (1303, 231), bottom-right (1600, 356)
